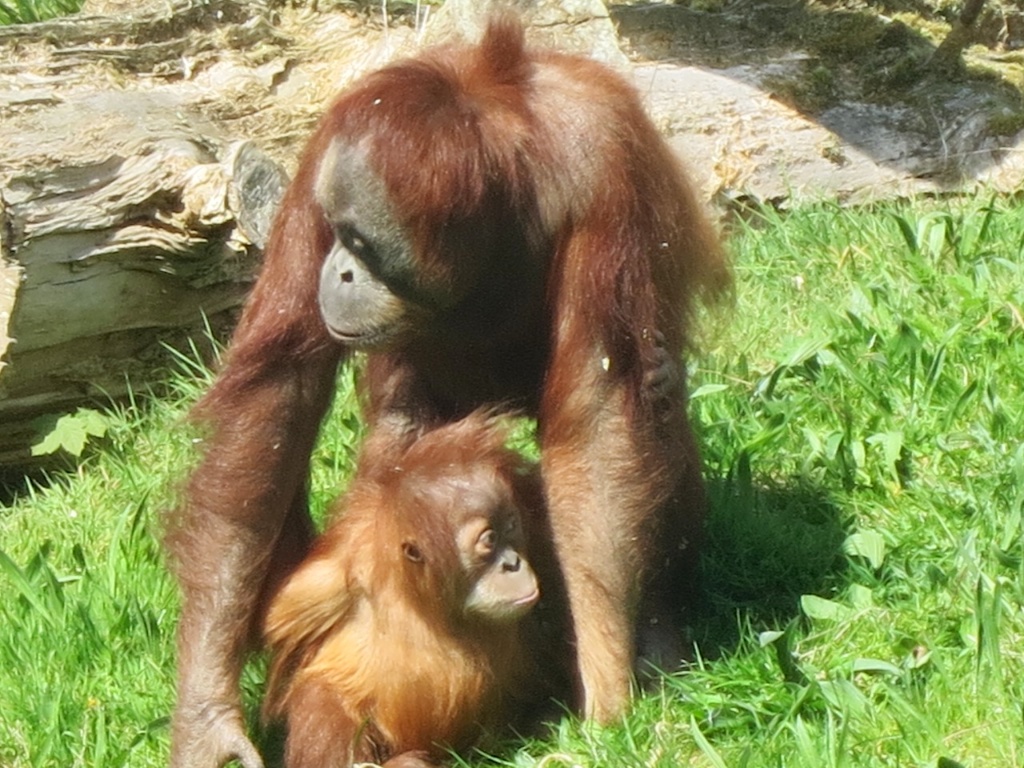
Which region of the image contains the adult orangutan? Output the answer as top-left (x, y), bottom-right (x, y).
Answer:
top-left (167, 15), bottom-right (728, 768)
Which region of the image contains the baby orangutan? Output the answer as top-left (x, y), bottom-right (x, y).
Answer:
top-left (262, 413), bottom-right (565, 768)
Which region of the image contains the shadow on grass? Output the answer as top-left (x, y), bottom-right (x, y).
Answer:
top-left (693, 463), bottom-right (850, 658)
top-left (0, 466), bottom-right (59, 507)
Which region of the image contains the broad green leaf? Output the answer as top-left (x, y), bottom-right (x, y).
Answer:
top-left (801, 594), bottom-right (851, 621)
top-left (848, 583), bottom-right (874, 609)
top-left (844, 530), bottom-right (886, 570)
top-left (690, 383), bottom-right (730, 399)
top-left (31, 409), bottom-right (110, 457)
top-left (852, 658), bottom-right (902, 676)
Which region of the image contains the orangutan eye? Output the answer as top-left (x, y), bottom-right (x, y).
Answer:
top-left (475, 529), bottom-right (496, 558)
top-left (338, 225), bottom-right (371, 259)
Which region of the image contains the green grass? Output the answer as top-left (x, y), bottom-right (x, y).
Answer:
top-left (3, 195), bottom-right (1024, 766)
top-left (0, 0), bottom-right (82, 25)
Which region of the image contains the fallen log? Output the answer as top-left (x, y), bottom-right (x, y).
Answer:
top-left (0, 0), bottom-right (290, 465)
top-left (0, 90), bottom-right (285, 464)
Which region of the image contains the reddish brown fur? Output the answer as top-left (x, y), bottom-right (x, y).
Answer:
top-left (167, 16), bottom-right (727, 768)
top-left (262, 415), bottom-right (564, 768)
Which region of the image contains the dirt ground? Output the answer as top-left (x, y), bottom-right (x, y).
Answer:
top-left (6, 1), bottom-right (1024, 204)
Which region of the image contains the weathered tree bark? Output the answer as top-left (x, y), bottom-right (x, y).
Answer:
top-left (0, 2), bottom-right (288, 466)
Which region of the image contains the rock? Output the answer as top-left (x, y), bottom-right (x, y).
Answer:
top-left (426, 0), bottom-right (628, 69)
